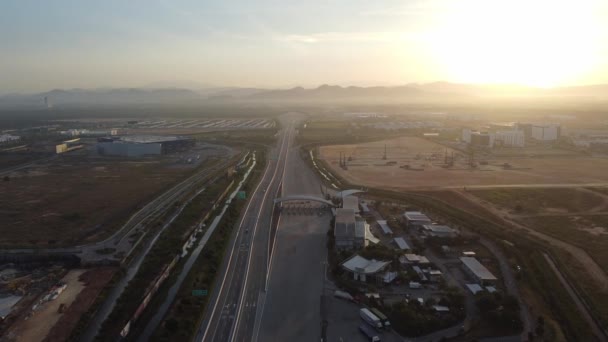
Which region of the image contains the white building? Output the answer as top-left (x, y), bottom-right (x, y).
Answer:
top-left (460, 257), bottom-right (497, 285)
top-left (341, 255), bottom-right (391, 283)
top-left (532, 124), bottom-right (561, 141)
top-left (0, 134), bottom-right (20, 144)
top-left (495, 130), bottom-right (525, 147)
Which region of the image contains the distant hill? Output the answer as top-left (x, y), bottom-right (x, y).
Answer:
top-left (1, 83), bottom-right (607, 109)
top-left (0, 88), bottom-right (202, 108)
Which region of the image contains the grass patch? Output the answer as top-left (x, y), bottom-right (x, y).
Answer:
top-left (470, 188), bottom-right (604, 214)
top-left (95, 175), bottom-right (235, 341)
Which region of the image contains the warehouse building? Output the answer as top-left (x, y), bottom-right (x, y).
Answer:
top-left (403, 211), bottom-right (432, 228)
top-left (422, 224), bottom-right (459, 238)
top-left (96, 135), bottom-right (194, 157)
top-left (393, 237), bottom-right (411, 251)
top-left (460, 257), bottom-right (497, 285)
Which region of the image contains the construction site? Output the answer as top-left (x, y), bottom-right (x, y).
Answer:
top-left (320, 136), bottom-right (608, 189)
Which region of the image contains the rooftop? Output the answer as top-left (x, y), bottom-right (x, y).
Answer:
top-left (120, 135), bottom-right (189, 144)
top-left (460, 257), bottom-right (497, 281)
top-left (377, 220), bottom-right (393, 234)
top-left (393, 237), bottom-right (411, 250)
top-left (423, 225), bottom-right (457, 233)
top-left (342, 195), bottom-right (359, 212)
top-left (403, 211), bottom-right (431, 221)
top-left (342, 255), bottom-right (390, 274)
top-left (466, 283), bottom-right (484, 294)
top-left (336, 208), bottom-right (356, 224)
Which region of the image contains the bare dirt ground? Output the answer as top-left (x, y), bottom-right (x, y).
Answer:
top-left (319, 136), bottom-right (608, 189)
top-left (43, 268), bottom-right (116, 342)
top-left (0, 155), bottom-right (197, 247)
top-left (9, 270), bottom-right (86, 342)
top-left (456, 189), bottom-right (608, 289)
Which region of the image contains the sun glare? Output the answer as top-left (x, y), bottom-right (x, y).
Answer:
top-left (428, 0), bottom-right (603, 87)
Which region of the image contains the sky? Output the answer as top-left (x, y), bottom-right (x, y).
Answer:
top-left (2, 0), bottom-right (608, 93)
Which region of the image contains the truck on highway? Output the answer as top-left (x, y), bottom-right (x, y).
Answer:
top-left (360, 308), bottom-right (383, 329)
top-left (334, 290), bottom-right (354, 302)
top-left (359, 324), bottom-right (381, 342)
top-left (370, 307), bottom-right (391, 328)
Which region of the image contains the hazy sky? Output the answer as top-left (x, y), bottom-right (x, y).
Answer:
top-left (2, 0), bottom-right (608, 93)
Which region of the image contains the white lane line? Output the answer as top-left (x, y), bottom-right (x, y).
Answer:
top-left (200, 152), bottom-right (275, 342)
top-left (230, 124), bottom-right (293, 342)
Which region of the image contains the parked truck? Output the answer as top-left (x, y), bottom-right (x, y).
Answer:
top-left (370, 307), bottom-right (390, 328)
top-left (360, 308), bottom-right (383, 329)
top-left (334, 290), bottom-right (354, 302)
top-left (359, 324), bottom-right (381, 342)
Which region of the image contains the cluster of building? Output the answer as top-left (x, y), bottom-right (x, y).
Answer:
top-left (337, 205), bottom-right (498, 291)
top-left (96, 135), bottom-right (195, 157)
top-left (0, 134), bottom-right (20, 144)
top-left (334, 196), bottom-right (378, 251)
top-left (60, 128), bottom-right (119, 137)
top-left (462, 123), bottom-right (562, 148)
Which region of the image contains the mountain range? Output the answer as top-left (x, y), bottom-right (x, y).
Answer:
top-left (1, 82), bottom-right (607, 108)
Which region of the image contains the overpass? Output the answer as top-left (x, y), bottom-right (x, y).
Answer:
top-left (273, 195), bottom-right (336, 207)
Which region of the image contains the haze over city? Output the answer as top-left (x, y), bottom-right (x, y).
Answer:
top-left (2, 0), bottom-right (608, 93)
top-left (2, 2), bottom-right (608, 342)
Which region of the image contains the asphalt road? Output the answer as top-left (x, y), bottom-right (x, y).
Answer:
top-left (256, 132), bottom-right (331, 342)
top-left (196, 117), bottom-right (294, 342)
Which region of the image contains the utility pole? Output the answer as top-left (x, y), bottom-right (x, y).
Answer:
top-left (383, 144), bottom-right (387, 160)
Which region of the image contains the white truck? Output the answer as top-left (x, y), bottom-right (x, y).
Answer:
top-left (359, 324), bottom-right (381, 342)
top-left (360, 308), bottom-right (383, 329)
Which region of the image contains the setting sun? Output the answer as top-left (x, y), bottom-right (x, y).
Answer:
top-left (428, 0), bottom-right (605, 87)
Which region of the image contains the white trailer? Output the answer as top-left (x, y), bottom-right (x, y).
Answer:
top-left (360, 308), bottom-right (383, 329)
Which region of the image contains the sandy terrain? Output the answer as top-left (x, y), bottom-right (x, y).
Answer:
top-left (319, 136), bottom-right (608, 189)
top-left (11, 270), bottom-right (86, 342)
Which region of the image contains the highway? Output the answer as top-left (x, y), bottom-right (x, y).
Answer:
top-left (80, 158), bottom-right (239, 341)
top-left (196, 116), bottom-right (294, 342)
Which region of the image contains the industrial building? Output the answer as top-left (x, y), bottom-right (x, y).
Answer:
top-left (341, 254), bottom-right (391, 283)
top-left (355, 220), bottom-right (379, 248)
top-left (336, 208), bottom-right (378, 250)
top-left (495, 130), bottom-right (525, 147)
top-left (462, 129), bottom-right (495, 147)
top-left (342, 195), bottom-right (360, 213)
top-left (531, 124), bottom-right (561, 141)
top-left (96, 135), bottom-right (195, 157)
top-left (334, 208), bottom-right (356, 250)
top-left (403, 211), bottom-right (432, 228)
top-left (56, 138), bottom-right (84, 154)
top-left (377, 220), bottom-right (393, 235)
top-left (460, 257), bottom-right (497, 285)
top-left (393, 237), bottom-right (411, 251)
top-left (421, 224), bottom-right (459, 238)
